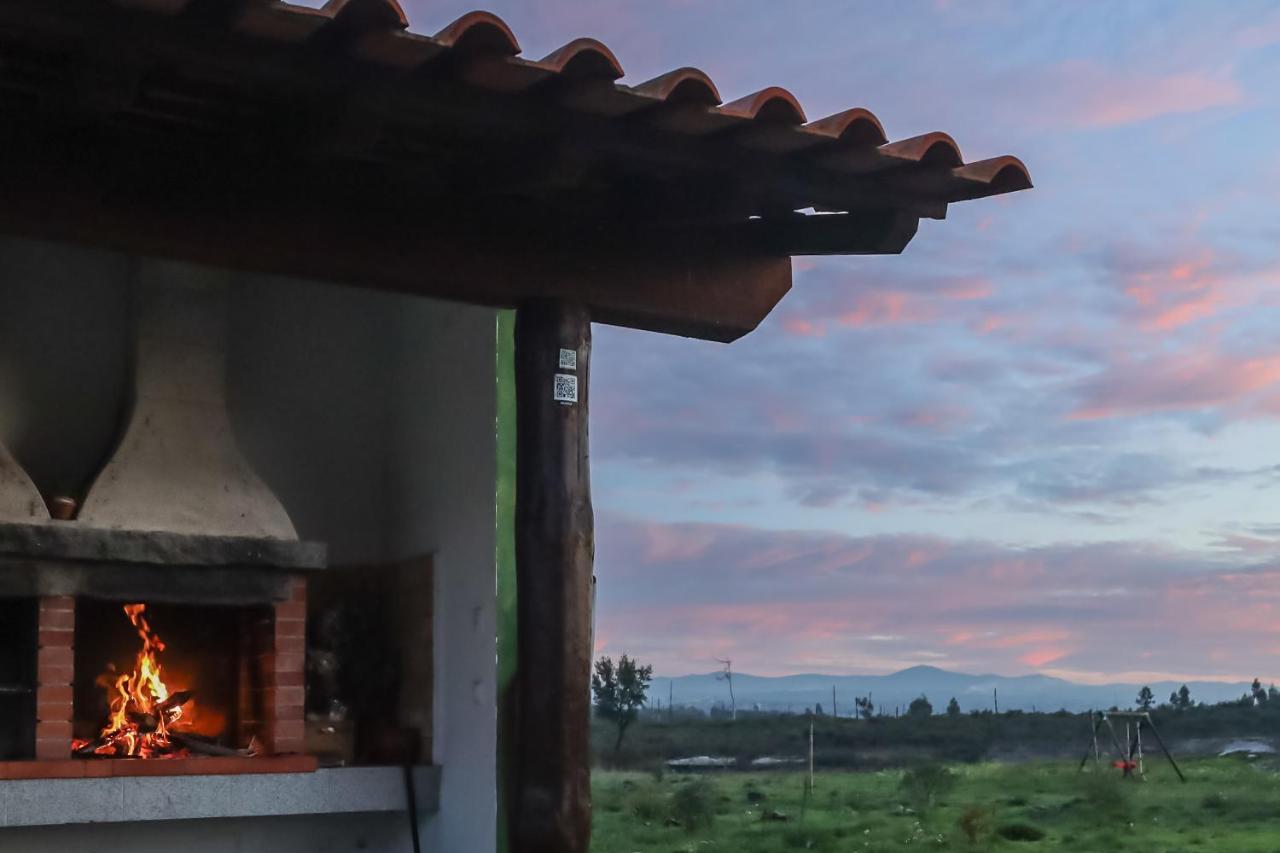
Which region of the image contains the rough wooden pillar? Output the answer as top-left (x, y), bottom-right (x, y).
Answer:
top-left (513, 300), bottom-right (594, 853)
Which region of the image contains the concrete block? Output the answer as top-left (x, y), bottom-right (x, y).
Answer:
top-left (4, 777), bottom-right (123, 827)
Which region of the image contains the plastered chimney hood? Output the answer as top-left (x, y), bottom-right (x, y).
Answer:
top-left (78, 261), bottom-right (298, 540)
top-left (0, 444), bottom-right (46, 523)
top-left (0, 259), bottom-right (324, 601)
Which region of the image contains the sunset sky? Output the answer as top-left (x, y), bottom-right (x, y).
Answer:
top-left (402, 0), bottom-right (1280, 683)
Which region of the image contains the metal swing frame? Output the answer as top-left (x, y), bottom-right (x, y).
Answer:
top-left (1078, 710), bottom-right (1185, 782)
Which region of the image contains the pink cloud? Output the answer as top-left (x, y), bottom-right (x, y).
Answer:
top-left (638, 522), bottom-right (721, 563)
top-left (937, 277), bottom-right (994, 301)
top-left (1020, 648), bottom-right (1070, 668)
top-left (779, 276), bottom-right (995, 337)
top-left (781, 317), bottom-right (825, 337)
top-left (974, 314), bottom-right (1011, 335)
top-left (595, 516), bottom-right (1280, 682)
top-left (838, 291), bottom-right (930, 327)
top-left (1046, 61), bottom-right (1244, 129)
top-left (1069, 349), bottom-right (1280, 420)
top-left (1122, 250), bottom-right (1226, 331)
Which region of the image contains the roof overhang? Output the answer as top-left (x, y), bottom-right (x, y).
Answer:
top-left (0, 0), bottom-right (1031, 341)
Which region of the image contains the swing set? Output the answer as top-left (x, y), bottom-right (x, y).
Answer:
top-left (1078, 710), bottom-right (1185, 782)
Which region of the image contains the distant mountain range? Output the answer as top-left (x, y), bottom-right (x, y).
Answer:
top-left (651, 665), bottom-right (1254, 715)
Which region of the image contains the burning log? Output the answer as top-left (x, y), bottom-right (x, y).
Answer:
top-left (73, 604), bottom-right (208, 759)
top-left (170, 732), bottom-right (255, 758)
top-left (158, 690), bottom-right (196, 713)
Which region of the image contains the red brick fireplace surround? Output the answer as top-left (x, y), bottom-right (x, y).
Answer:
top-left (34, 596), bottom-right (73, 762)
top-left (1, 568), bottom-right (319, 780)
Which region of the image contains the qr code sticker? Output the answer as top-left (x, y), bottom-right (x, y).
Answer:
top-left (553, 373), bottom-right (579, 404)
top-left (559, 348), bottom-right (578, 370)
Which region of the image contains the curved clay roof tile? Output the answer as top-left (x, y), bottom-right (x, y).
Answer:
top-left (717, 87), bottom-right (806, 124)
top-left (433, 10), bottom-right (521, 55)
top-left (954, 156), bottom-right (1034, 191)
top-left (880, 132), bottom-right (963, 168)
top-left (539, 38), bottom-right (624, 80)
top-left (632, 68), bottom-right (722, 106)
top-left (322, 0), bottom-right (409, 30)
top-left (803, 108), bottom-right (887, 147)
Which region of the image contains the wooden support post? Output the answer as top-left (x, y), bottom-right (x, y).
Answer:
top-left (1078, 711), bottom-right (1104, 772)
top-left (1143, 716), bottom-right (1186, 783)
top-left (513, 300), bottom-right (594, 853)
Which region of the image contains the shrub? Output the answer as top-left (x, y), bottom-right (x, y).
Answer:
top-left (899, 764), bottom-right (957, 813)
top-left (1201, 791), bottom-right (1229, 813)
top-left (628, 782), bottom-right (668, 823)
top-left (671, 778), bottom-right (716, 833)
top-left (957, 804), bottom-right (993, 845)
top-left (997, 822), bottom-right (1047, 841)
top-left (593, 781), bottom-right (626, 814)
top-left (1080, 772), bottom-right (1131, 823)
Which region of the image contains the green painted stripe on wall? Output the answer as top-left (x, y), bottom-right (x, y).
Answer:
top-left (494, 309), bottom-right (517, 853)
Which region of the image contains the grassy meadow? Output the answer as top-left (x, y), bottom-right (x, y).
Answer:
top-left (592, 757), bottom-right (1280, 852)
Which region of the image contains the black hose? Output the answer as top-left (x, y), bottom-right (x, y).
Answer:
top-left (403, 764), bottom-right (423, 853)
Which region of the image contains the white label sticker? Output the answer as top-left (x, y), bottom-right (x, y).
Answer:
top-left (553, 373), bottom-right (579, 404)
top-left (559, 348), bottom-right (578, 370)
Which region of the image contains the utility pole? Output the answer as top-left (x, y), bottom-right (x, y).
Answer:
top-left (716, 659), bottom-right (736, 721)
top-left (832, 685), bottom-right (837, 718)
top-left (668, 680), bottom-right (673, 722)
top-left (808, 721), bottom-right (815, 792)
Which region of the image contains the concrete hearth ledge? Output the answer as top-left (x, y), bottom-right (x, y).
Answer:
top-left (0, 521), bottom-right (326, 570)
top-left (0, 765), bottom-right (440, 827)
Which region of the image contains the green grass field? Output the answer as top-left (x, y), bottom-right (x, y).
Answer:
top-left (592, 758), bottom-right (1280, 851)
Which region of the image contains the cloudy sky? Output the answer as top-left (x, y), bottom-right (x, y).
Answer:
top-left (403, 0), bottom-right (1280, 683)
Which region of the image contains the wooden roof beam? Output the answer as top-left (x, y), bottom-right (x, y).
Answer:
top-left (0, 150), bottom-right (790, 342)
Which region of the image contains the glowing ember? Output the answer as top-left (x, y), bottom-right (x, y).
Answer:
top-left (71, 603), bottom-right (196, 758)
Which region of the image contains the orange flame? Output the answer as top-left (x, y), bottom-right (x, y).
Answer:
top-left (71, 603), bottom-right (195, 759)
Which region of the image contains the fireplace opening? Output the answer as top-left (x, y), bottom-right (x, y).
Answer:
top-left (0, 597), bottom-right (37, 760)
top-left (72, 600), bottom-right (271, 759)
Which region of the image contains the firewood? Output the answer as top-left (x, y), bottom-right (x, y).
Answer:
top-left (170, 732), bottom-right (254, 757)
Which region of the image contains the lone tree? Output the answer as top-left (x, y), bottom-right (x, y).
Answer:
top-left (946, 697), bottom-right (961, 717)
top-left (1169, 684), bottom-right (1191, 710)
top-left (1136, 685), bottom-right (1155, 711)
top-left (592, 654), bottom-right (654, 752)
top-left (1251, 678), bottom-right (1269, 705)
top-left (907, 695), bottom-right (933, 718)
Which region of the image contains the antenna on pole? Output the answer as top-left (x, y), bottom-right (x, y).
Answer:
top-left (715, 659), bottom-right (736, 721)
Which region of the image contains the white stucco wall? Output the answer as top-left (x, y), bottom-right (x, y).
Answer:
top-left (386, 299), bottom-right (500, 853)
top-left (0, 238), bottom-right (500, 852)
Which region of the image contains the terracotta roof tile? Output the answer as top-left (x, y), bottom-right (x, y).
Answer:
top-left (3, 0), bottom-right (1031, 226)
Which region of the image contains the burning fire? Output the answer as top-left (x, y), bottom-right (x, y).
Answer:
top-left (72, 603), bottom-right (196, 759)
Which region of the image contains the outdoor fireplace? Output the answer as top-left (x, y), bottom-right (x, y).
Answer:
top-left (67, 593), bottom-right (306, 765)
top-left (0, 261), bottom-right (323, 776)
top-left (0, 245), bottom-right (442, 836)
